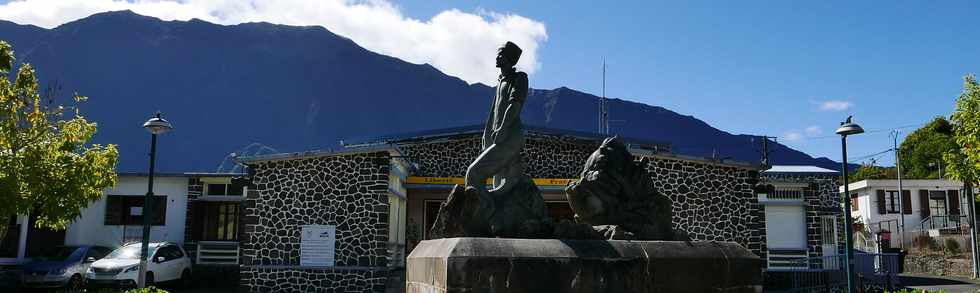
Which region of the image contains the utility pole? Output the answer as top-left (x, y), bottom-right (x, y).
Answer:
top-left (892, 130), bottom-right (906, 249)
top-left (967, 182), bottom-right (979, 279)
top-left (759, 136), bottom-right (777, 166)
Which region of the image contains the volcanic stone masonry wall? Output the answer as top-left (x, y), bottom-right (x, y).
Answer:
top-left (398, 134), bottom-right (766, 257)
top-left (644, 159), bottom-right (765, 259)
top-left (240, 151), bottom-right (391, 293)
top-left (398, 133), bottom-right (596, 179)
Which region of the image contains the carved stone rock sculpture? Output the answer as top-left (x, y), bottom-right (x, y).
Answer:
top-left (564, 137), bottom-right (678, 240)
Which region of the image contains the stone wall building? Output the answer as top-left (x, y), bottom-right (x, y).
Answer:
top-left (237, 126), bottom-right (843, 292)
top-left (759, 166), bottom-right (844, 270)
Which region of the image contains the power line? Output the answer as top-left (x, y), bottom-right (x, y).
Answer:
top-left (779, 122), bottom-right (929, 143)
top-left (848, 148), bottom-right (894, 163)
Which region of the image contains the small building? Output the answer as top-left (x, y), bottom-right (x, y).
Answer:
top-left (844, 179), bottom-right (966, 249)
top-left (0, 173), bottom-right (246, 267)
top-left (760, 165), bottom-right (842, 270)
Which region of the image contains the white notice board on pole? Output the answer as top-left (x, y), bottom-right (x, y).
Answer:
top-left (300, 225), bottom-right (336, 267)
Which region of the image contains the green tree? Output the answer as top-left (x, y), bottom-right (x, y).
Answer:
top-left (849, 159), bottom-right (895, 182)
top-left (0, 40), bottom-right (118, 239)
top-left (899, 117), bottom-right (958, 179)
top-left (944, 74), bottom-right (980, 196)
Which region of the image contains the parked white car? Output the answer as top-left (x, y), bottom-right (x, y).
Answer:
top-left (85, 242), bottom-right (192, 288)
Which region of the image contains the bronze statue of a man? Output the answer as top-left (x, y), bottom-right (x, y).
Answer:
top-left (464, 41), bottom-right (529, 195)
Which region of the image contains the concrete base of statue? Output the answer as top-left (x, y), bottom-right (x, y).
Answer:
top-left (406, 237), bottom-right (763, 293)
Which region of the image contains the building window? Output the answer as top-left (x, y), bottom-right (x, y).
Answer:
top-left (851, 196), bottom-right (859, 211)
top-left (884, 191), bottom-right (901, 214)
top-left (199, 202), bottom-right (239, 241)
top-left (205, 181), bottom-right (245, 196)
top-left (929, 190), bottom-right (947, 216)
top-left (104, 195), bottom-right (166, 225)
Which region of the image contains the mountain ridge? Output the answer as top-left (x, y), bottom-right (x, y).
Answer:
top-left (0, 10), bottom-right (842, 172)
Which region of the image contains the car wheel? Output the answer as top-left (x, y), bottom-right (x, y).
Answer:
top-left (145, 271), bottom-right (155, 287)
top-left (68, 274), bottom-right (84, 290)
top-left (180, 269), bottom-right (192, 288)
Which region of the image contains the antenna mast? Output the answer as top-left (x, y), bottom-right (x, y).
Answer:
top-left (600, 60), bottom-right (609, 135)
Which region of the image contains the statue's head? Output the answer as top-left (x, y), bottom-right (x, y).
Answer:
top-left (496, 41), bottom-right (522, 68)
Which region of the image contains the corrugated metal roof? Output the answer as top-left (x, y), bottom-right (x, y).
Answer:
top-left (236, 144), bottom-right (400, 164)
top-left (764, 165), bottom-right (839, 174)
top-left (340, 124), bottom-right (671, 150)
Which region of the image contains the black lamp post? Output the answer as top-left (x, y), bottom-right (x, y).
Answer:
top-left (836, 115), bottom-right (864, 293)
top-left (138, 112), bottom-right (172, 288)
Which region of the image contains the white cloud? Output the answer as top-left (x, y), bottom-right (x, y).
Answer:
top-left (804, 125), bottom-right (822, 136)
top-left (784, 126), bottom-right (823, 142)
top-left (0, 0), bottom-right (548, 85)
top-left (783, 130), bottom-right (804, 142)
top-left (817, 100), bottom-right (853, 112)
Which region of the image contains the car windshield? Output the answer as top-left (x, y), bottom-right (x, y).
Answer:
top-left (38, 246), bottom-right (81, 261)
top-left (106, 245), bottom-right (158, 260)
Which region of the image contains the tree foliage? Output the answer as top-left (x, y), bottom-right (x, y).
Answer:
top-left (849, 159), bottom-right (895, 182)
top-left (944, 74), bottom-right (980, 188)
top-left (0, 40), bottom-right (118, 237)
top-left (899, 117), bottom-right (958, 179)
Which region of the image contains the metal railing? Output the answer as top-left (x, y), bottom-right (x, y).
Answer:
top-left (767, 249), bottom-right (809, 270)
top-left (195, 241), bottom-right (240, 265)
top-left (760, 189), bottom-right (805, 201)
top-left (766, 253), bottom-right (901, 292)
top-left (921, 215), bottom-right (968, 231)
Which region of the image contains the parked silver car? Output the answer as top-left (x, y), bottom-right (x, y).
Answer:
top-left (20, 245), bottom-right (114, 289)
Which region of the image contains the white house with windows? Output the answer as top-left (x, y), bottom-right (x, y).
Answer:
top-left (0, 173), bottom-right (245, 266)
top-left (844, 179), bottom-right (966, 249)
top-left (65, 175), bottom-right (189, 247)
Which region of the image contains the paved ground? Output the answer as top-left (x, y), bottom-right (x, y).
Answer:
top-left (902, 274), bottom-right (980, 293)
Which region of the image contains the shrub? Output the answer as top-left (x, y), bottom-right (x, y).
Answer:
top-left (944, 238), bottom-right (961, 255)
top-left (914, 235), bottom-right (938, 251)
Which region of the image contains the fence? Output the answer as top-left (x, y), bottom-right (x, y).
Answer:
top-left (921, 215), bottom-right (969, 231)
top-left (766, 252), bottom-right (901, 292)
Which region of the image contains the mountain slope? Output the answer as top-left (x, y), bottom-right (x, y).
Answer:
top-left (0, 10), bottom-right (841, 172)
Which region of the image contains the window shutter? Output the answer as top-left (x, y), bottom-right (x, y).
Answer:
top-left (104, 196), bottom-right (122, 225)
top-left (920, 190), bottom-right (931, 218)
top-left (902, 190), bottom-right (912, 214)
top-left (876, 190), bottom-right (887, 215)
top-left (948, 190), bottom-right (961, 215)
top-left (154, 196), bottom-right (167, 225)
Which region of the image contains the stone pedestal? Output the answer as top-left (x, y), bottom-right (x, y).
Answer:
top-left (407, 238), bottom-right (762, 293)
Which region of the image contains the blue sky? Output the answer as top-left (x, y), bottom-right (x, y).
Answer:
top-left (1, 0), bottom-right (976, 166)
top-left (399, 1), bottom-right (978, 166)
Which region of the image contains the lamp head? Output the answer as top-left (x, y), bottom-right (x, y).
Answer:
top-left (836, 115), bottom-right (864, 136)
top-left (143, 112), bottom-right (173, 135)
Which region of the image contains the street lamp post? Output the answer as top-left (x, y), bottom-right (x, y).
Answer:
top-left (837, 116), bottom-right (864, 293)
top-left (138, 112), bottom-right (172, 288)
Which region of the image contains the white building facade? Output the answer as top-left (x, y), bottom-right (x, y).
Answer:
top-left (65, 175), bottom-right (189, 247)
top-left (845, 179), bottom-right (966, 249)
top-left (1, 173), bottom-right (243, 266)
